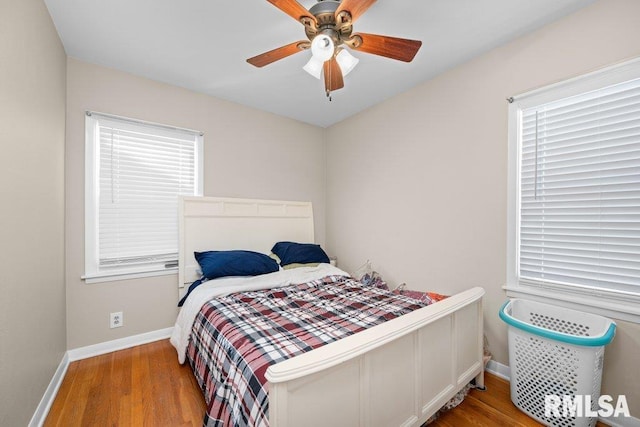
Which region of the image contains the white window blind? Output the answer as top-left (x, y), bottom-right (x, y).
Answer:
top-left (85, 112), bottom-right (202, 281)
top-left (519, 77), bottom-right (640, 295)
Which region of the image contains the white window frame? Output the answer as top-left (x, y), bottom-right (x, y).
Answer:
top-left (83, 112), bottom-right (203, 284)
top-left (505, 57), bottom-right (640, 323)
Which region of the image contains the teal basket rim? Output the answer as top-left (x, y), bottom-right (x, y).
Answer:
top-left (499, 300), bottom-right (616, 347)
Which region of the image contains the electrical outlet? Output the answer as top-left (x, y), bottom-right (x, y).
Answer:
top-left (110, 311), bottom-right (123, 328)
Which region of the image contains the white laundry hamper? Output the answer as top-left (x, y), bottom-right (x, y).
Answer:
top-left (499, 299), bottom-right (616, 427)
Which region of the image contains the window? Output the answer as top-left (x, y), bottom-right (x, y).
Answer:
top-left (84, 112), bottom-right (203, 283)
top-left (506, 58), bottom-right (640, 322)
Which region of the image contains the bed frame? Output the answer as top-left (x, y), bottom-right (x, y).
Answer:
top-left (179, 196), bottom-right (485, 427)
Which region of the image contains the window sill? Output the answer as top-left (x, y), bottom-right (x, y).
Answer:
top-left (82, 267), bottom-right (178, 284)
top-left (503, 283), bottom-right (640, 324)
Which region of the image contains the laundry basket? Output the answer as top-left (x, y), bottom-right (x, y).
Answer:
top-left (499, 299), bottom-right (616, 427)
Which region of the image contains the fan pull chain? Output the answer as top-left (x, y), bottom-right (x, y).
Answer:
top-left (326, 57), bottom-right (332, 101)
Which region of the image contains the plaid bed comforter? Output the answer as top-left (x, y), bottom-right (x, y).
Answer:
top-left (186, 274), bottom-right (440, 427)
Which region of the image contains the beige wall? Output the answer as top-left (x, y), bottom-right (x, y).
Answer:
top-left (325, 0), bottom-right (640, 414)
top-left (0, 0), bottom-right (67, 425)
top-left (65, 58), bottom-right (326, 349)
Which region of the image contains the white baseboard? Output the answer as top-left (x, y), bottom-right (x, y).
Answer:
top-left (484, 360), bottom-right (639, 426)
top-left (28, 352), bottom-right (69, 427)
top-left (30, 327), bottom-right (174, 426)
top-left (485, 359), bottom-right (510, 381)
top-left (67, 327), bottom-right (174, 362)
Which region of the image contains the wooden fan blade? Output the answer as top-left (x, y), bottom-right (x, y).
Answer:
top-left (335, 0), bottom-right (376, 23)
top-left (351, 32), bottom-right (422, 62)
top-left (247, 41), bottom-right (308, 67)
top-left (267, 0), bottom-right (316, 24)
top-left (323, 57), bottom-right (344, 93)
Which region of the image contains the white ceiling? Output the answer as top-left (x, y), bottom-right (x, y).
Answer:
top-left (44, 0), bottom-right (596, 128)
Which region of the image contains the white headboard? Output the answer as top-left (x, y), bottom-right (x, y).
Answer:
top-left (178, 196), bottom-right (315, 290)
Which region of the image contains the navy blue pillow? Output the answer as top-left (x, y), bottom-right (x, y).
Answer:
top-left (271, 241), bottom-right (329, 267)
top-left (177, 250), bottom-right (279, 307)
top-left (196, 250), bottom-right (279, 280)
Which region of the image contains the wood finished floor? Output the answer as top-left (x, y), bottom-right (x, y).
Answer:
top-left (45, 339), bottom-right (206, 426)
top-left (45, 338), bottom-right (606, 426)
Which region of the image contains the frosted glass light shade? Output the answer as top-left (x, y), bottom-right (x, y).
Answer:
top-left (336, 49), bottom-right (359, 76)
top-left (303, 57), bottom-right (324, 79)
top-left (310, 35), bottom-right (334, 62)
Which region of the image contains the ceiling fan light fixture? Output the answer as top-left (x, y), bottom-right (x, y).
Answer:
top-left (310, 34), bottom-right (334, 62)
top-left (303, 56), bottom-right (324, 79)
top-left (247, 0), bottom-right (422, 96)
top-left (336, 48), bottom-right (359, 77)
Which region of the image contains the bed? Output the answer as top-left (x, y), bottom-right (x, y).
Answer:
top-left (171, 196), bottom-right (485, 427)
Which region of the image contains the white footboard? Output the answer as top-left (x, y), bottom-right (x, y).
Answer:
top-left (266, 287), bottom-right (485, 427)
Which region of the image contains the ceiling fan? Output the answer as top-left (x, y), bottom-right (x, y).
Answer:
top-left (247, 0), bottom-right (422, 98)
